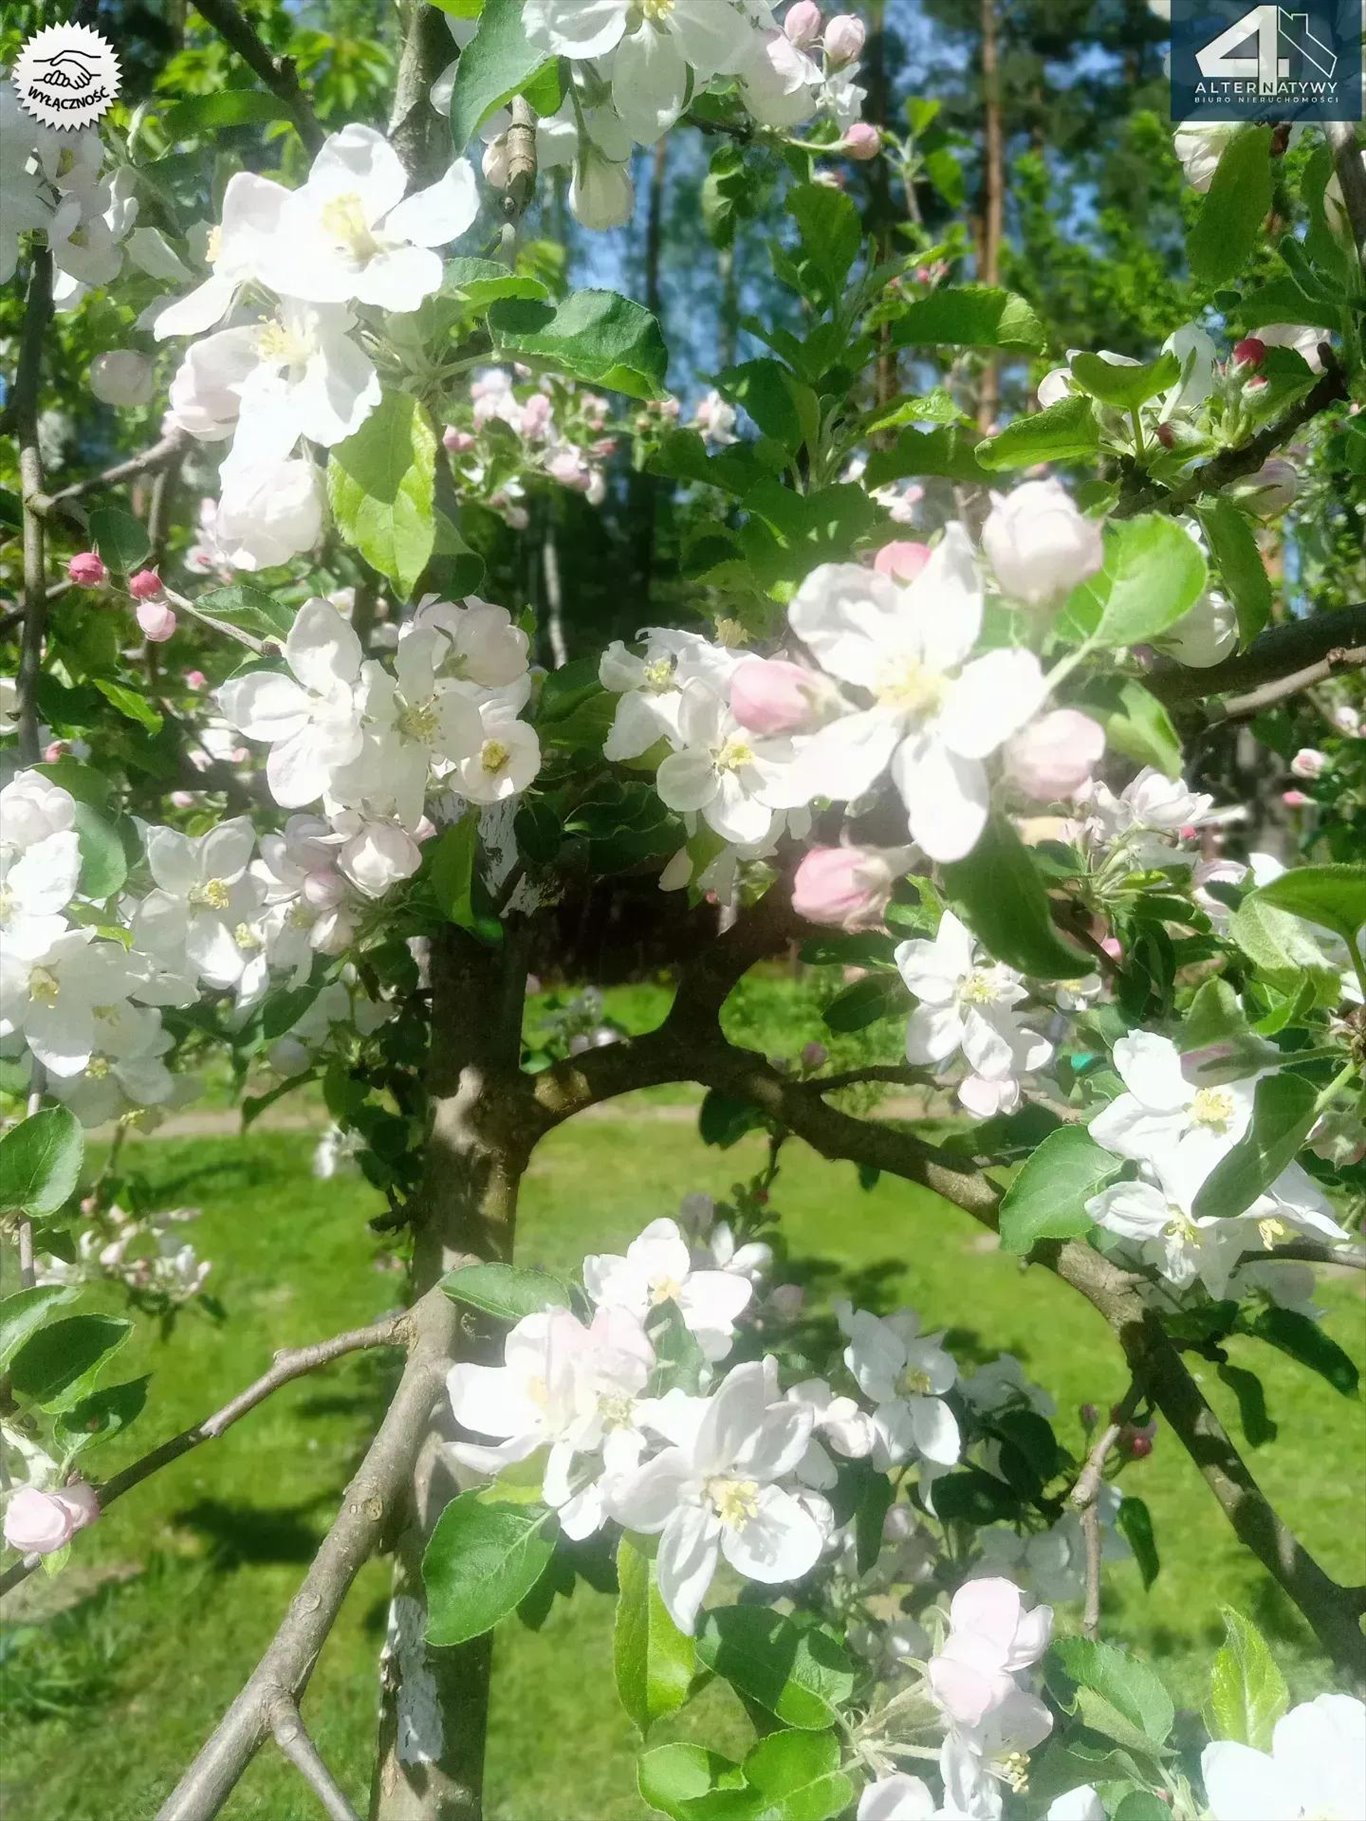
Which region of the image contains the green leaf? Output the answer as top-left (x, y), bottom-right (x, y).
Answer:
top-left (892, 285), bottom-right (1046, 352)
top-left (448, 0), bottom-right (553, 153)
top-left (93, 678), bottom-right (163, 735)
top-left (441, 256), bottom-right (550, 309)
top-left (1050, 1636), bottom-right (1174, 1750)
top-left (822, 973), bottom-right (906, 1032)
top-left (195, 583), bottom-right (294, 641)
top-left (786, 182), bottom-right (862, 307)
top-left (698, 1089), bottom-right (765, 1149)
top-left (55, 1375), bottom-right (150, 1456)
top-left (72, 801), bottom-right (128, 900)
top-left (941, 816), bottom-right (1090, 980)
top-left (1245, 1307), bottom-right (1359, 1398)
top-left (328, 391), bottom-right (436, 599)
top-left (1188, 127), bottom-right (1273, 286)
top-left (976, 394), bottom-right (1100, 471)
top-left (1058, 515), bottom-right (1207, 648)
top-left (0, 1106), bottom-right (84, 1217)
top-left (1117, 1495), bottom-right (1160, 1589)
top-left (1193, 1072), bottom-right (1318, 1220)
top-left (614, 1537), bottom-right (695, 1736)
top-left (441, 1261), bottom-right (571, 1322)
top-left (428, 815), bottom-right (502, 944)
top-left (997, 1125), bottom-right (1119, 1254)
top-left (8, 1314), bottom-right (131, 1412)
top-left (717, 359), bottom-right (817, 453)
top-left (86, 504), bottom-right (149, 572)
top-left (1078, 678), bottom-right (1182, 777)
top-left (33, 760), bottom-right (110, 807)
top-left (0, 1285), bottom-right (76, 1371)
top-left (161, 89), bottom-right (295, 135)
top-left (638, 1744), bottom-right (744, 1821)
top-left (861, 388), bottom-right (964, 435)
top-left (1228, 892), bottom-right (1340, 981)
top-left (1114, 1796), bottom-right (1171, 1821)
top-left (488, 291), bottom-right (668, 401)
top-left (695, 1608), bottom-right (853, 1731)
top-left (733, 1727), bottom-right (852, 1821)
top-left (424, 1494), bottom-right (557, 1645)
top-left (1196, 499), bottom-right (1272, 644)
top-left (1217, 1363), bottom-right (1277, 1447)
top-left (1068, 350), bottom-right (1181, 410)
top-left (1245, 865), bottom-right (1366, 947)
top-left (863, 426), bottom-right (990, 487)
top-left (1205, 1607), bottom-right (1288, 1751)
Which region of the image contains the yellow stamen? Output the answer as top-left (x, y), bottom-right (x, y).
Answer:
top-left (319, 192), bottom-right (382, 262)
top-left (480, 739), bottom-right (510, 774)
top-left (875, 657), bottom-right (945, 717)
top-left (1190, 1086), bottom-right (1235, 1131)
top-left (704, 1476), bottom-right (760, 1527)
top-left (189, 878), bottom-right (231, 910)
top-left (28, 966), bottom-right (59, 1006)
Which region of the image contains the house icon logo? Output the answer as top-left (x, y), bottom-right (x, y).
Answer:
top-left (1172, 1), bottom-right (1362, 121)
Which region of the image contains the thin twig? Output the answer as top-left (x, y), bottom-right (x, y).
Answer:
top-left (1262, 1240), bottom-right (1366, 1272)
top-left (269, 1697), bottom-right (361, 1821)
top-left (14, 246), bottom-right (53, 765)
top-left (30, 431), bottom-right (188, 522)
top-left (807, 1064), bottom-right (933, 1095)
top-left (0, 1310), bottom-right (409, 1600)
top-left (189, 0), bottom-right (322, 151)
top-left (1071, 1381), bottom-right (1142, 1640)
top-left (1211, 645), bottom-right (1366, 721)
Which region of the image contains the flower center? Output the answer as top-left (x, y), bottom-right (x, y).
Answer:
top-left (87, 1056), bottom-right (111, 1079)
top-left (234, 922), bottom-right (262, 951)
top-left (997, 1751), bottom-right (1030, 1794)
top-left (398, 699), bottom-right (439, 742)
top-left (1190, 1086), bottom-right (1235, 1131)
top-left (28, 966), bottom-right (60, 1006)
top-left (958, 970), bottom-right (998, 1006)
top-left (874, 656), bottom-right (945, 717)
top-left (1163, 1207), bottom-right (1197, 1242)
top-left (190, 878), bottom-right (231, 911)
top-left (715, 736), bottom-right (754, 772)
top-left (256, 318), bottom-right (311, 366)
top-left (639, 0), bottom-right (676, 20)
top-left (642, 657), bottom-right (675, 692)
top-left (288, 902), bottom-right (314, 929)
top-left (596, 1391), bottom-right (635, 1430)
top-left (480, 738), bottom-right (510, 774)
top-left (704, 1476), bottom-right (759, 1528)
top-left (525, 1374), bottom-right (549, 1408)
top-left (0, 886), bottom-right (13, 923)
top-left (898, 1366), bottom-right (933, 1396)
top-left (319, 192), bottom-right (382, 263)
top-left (648, 1273), bottom-right (684, 1306)
top-left (1258, 1216), bottom-right (1290, 1248)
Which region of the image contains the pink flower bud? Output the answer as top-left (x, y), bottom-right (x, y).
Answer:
top-left (136, 598), bottom-right (177, 642)
top-left (873, 540), bottom-right (931, 584)
top-left (170, 791), bottom-right (195, 808)
top-left (1004, 709), bottom-right (1106, 801)
top-left (520, 392), bottom-right (553, 439)
top-left (43, 740), bottom-right (68, 763)
top-left (128, 568), bottom-right (164, 601)
top-left (1231, 336), bottom-right (1265, 369)
top-left (547, 449), bottom-right (592, 491)
top-left (302, 868), bottom-right (347, 910)
top-left (1101, 935), bottom-right (1123, 961)
top-left (823, 13), bottom-right (866, 63)
top-left (792, 844), bottom-right (912, 930)
top-left (784, 0), bottom-right (823, 46)
top-left (800, 1040), bottom-right (828, 1070)
top-left (443, 427), bottom-right (476, 454)
top-left (1290, 747), bottom-right (1327, 780)
top-left (3, 1487), bottom-right (78, 1554)
top-left (730, 658), bottom-right (820, 735)
top-left (842, 122), bottom-right (881, 161)
top-left (1281, 788), bottom-right (1310, 808)
top-left (184, 670), bottom-right (208, 690)
top-left (67, 551), bottom-right (107, 586)
top-left (55, 1480), bottom-right (100, 1532)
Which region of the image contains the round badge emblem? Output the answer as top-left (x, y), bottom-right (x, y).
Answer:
top-left (13, 23), bottom-right (122, 132)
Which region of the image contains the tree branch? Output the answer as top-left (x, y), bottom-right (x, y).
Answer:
top-left (14, 245), bottom-right (53, 767)
top-left (1210, 645), bottom-right (1366, 721)
top-left (30, 431), bottom-right (188, 523)
top-left (153, 1286), bottom-right (457, 1821)
top-left (1144, 602), bottom-right (1366, 710)
top-left (190, 0), bottom-right (322, 151)
top-left (1115, 355), bottom-right (1348, 519)
top-left (1071, 1380), bottom-right (1141, 1640)
top-left (1324, 123), bottom-right (1366, 274)
top-left (0, 1310), bottom-right (410, 1601)
top-left (269, 1696), bottom-right (361, 1821)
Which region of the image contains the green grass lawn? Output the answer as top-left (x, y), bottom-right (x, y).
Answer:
top-left (2, 1117), bottom-right (1363, 1821)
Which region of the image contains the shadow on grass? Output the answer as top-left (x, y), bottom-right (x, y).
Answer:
top-left (169, 1496), bottom-right (330, 1567)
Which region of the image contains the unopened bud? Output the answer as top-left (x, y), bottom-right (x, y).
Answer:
top-left (824, 13), bottom-right (866, 64)
top-left (67, 550), bottom-right (107, 586)
top-left (842, 122), bottom-right (881, 161)
top-left (1231, 336), bottom-right (1265, 369)
top-left (128, 568), bottom-right (164, 601)
top-left (784, 0), bottom-right (823, 47)
top-left (800, 1040), bottom-right (828, 1070)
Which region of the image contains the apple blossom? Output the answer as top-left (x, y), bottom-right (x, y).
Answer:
top-left (653, 683), bottom-right (802, 845)
top-left (128, 568), bottom-right (164, 601)
top-left (153, 172), bottom-right (289, 338)
top-left (1256, 321), bottom-right (1329, 372)
top-left (1045, 1788), bottom-right (1105, 1821)
top-left (896, 911), bottom-right (1054, 1098)
top-left (0, 928), bottom-right (139, 1077)
top-left (584, 1216), bottom-right (753, 1362)
top-left (737, 29), bottom-right (822, 129)
top-left (791, 843), bottom-right (914, 929)
top-left (1158, 588), bottom-right (1238, 668)
top-left (89, 349), bottom-right (154, 408)
top-left (927, 1576), bottom-right (1053, 1729)
top-left (843, 122), bottom-right (881, 159)
top-left (1172, 120), bottom-right (1238, 192)
top-left (67, 550), bottom-right (107, 586)
top-left (1004, 709), bottom-right (1105, 800)
top-left (981, 479), bottom-right (1103, 608)
top-left (570, 145), bottom-right (636, 231)
top-left (873, 540), bottom-right (931, 583)
top-left (729, 657), bottom-right (826, 735)
top-left (841, 1305), bottom-right (962, 1468)
top-left (784, 2), bottom-right (823, 47)
top-left (1089, 1031), bottom-right (1259, 1186)
top-left (1201, 1694), bottom-right (1365, 1821)
top-left (3, 1484), bottom-right (98, 1554)
top-left (452, 705), bottom-right (542, 806)
top-left (137, 599), bottom-right (177, 642)
top-left (788, 529), bottom-right (1045, 861)
top-left (0, 771), bottom-right (77, 852)
top-left (607, 1357), bottom-right (824, 1633)
top-left (824, 12), bottom-right (867, 62)
top-left (1236, 457), bottom-right (1299, 516)
top-left (212, 452), bottom-right (325, 571)
top-left (1291, 747), bottom-right (1327, 779)
top-left (857, 1775), bottom-right (941, 1821)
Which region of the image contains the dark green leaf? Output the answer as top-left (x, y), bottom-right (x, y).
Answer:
top-left (441, 256), bottom-right (551, 308)
top-left (717, 359), bottom-right (816, 453)
top-left (615, 1537), bottom-right (696, 1736)
top-left (976, 394), bottom-right (1100, 471)
top-left (428, 815), bottom-right (503, 944)
top-left (864, 426), bottom-right (991, 487)
top-left (328, 391), bottom-right (437, 599)
top-left (1117, 1495), bottom-right (1160, 1589)
top-left (87, 504), bottom-right (150, 572)
top-left (93, 679), bottom-right (163, 735)
top-left (941, 816), bottom-right (1090, 979)
top-left (695, 1609), bottom-right (853, 1731)
top-left (1193, 1072), bottom-right (1318, 1220)
top-left (1246, 865), bottom-right (1366, 947)
top-left (442, 1261), bottom-right (571, 1321)
top-left (1205, 1606), bottom-right (1288, 1752)
top-left (0, 1285), bottom-right (76, 1371)
top-left (1188, 127), bottom-right (1273, 286)
top-left (787, 182), bottom-right (862, 306)
top-left (424, 1494), bottom-right (557, 1645)
top-left (997, 1126), bottom-right (1119, 1253)
top-left (448, 0), bottom-right (553, 152)
top-left (161, 90), bottom-right (296, 135)
top-left (638, 1744), bottom-right (745, 1821)
top-left (1049, 1636), bottom-right (1174, 1749)
top-left (8, 1314), bottom-right (131, 1412)
top-left (822, 973), bottom-right (906, 1032)
top-left (1114, 1796), bottom-right (1170, 1821)
top-left (488, 291), bottom-right (668, 400)
top-left (0, 1107), bottom-right (84, 1217)
top-left (1245, 1307), bottom-right (1358, 1397)
top-left (698, 1090), bottom-right (766, 1149)
top-left (72, 801), bottom-right (128, 899)
top-left (1216, 1363), bottom-right (1277, 1448)
top-left (55, 1375), bottom-right (150, 1455)
top-left (195, 583), bottom-right (294, 641)
top-left (929, 1469), bottom-right (1020, 1525)
top-left (892, 285), bottom-right (1046, 352)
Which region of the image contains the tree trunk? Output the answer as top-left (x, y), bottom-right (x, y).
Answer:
top-left (976, 0), bottom-right (1004, 432)
top-left (369, 928), bottom-right (532, 1821)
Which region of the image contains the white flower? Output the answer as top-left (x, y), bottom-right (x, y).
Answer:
top-left (1087, 1150), bottom-right (1252, 1296)
top-left (857, 1775), bottom-right (944, 1821)
top-left (608, 1357), bottom-right (823, 1633)
top-left (1089, 1032), bottom-right (1257, 1185)
top-left (1172, 121), bottom-right (1239, 192)
top-left (570, 142), bottom-right (636, 230)
top-left (960, 1354), bottom-right (1055, 1418)
top-left (329, 811), bottom-right (422, 901)
top-left (896, 911), bottom-right (1054, 1093)
top-left (142, 818), bottom-right (267, 995)
top-left (338, 628), bottom-right (484, 828)
top-left (601, 629), bottom-right (739, 761)
top-left (153, 172), bottom-right (290, 339)
top-left (1158, 589), bottom-right (1238, 668)
top-left (786, 1376), bottom-right (874, 1489)
top-left (584, 1216), bottom-right (753, 1362)
top-left (0, 929), bottom-right (137, 1077)
top-left (218, 599), bottom-right (365, 808)
top-left (1256, 321), bottom-right (1330, 374)
top-left (654, 683), bottom-right (801, 845)
top-left (841, 1306), bottom-right (961, 1469)
top-left (213, 452), bottom-right (324, 572)
top-left (1045, 1787), bottom-right (1105, 1821)
top-left (450, 703), bottom-right (542, 806)
top-left (788, 529), bottom-right (1044, 861)
top-left (0, 825), bottom-right (80, 955)
top-left (261, 125), bottom-right (478, 312)
top-left (927, 1576), bottom-right (1053, 1730)
top-left (738, 28), bottom-right (821, 128)
top-left (981, 480), bottom-right (1103, 608)
top-left (939, 1688), bottom-right (1054, 1819)
top-left (705, 1221), bottom-right (772, 1282)
top-left (0, 771), bottom-right (75, 850)
top-left (409, 595), bottom-right (530, 691)
top-left (1201, 1694), bottom-right (1365, 1821)
top-left (49, 1002), bottom-right (174, 1126)
top-left (89, 350), bottom-right (154, 408)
